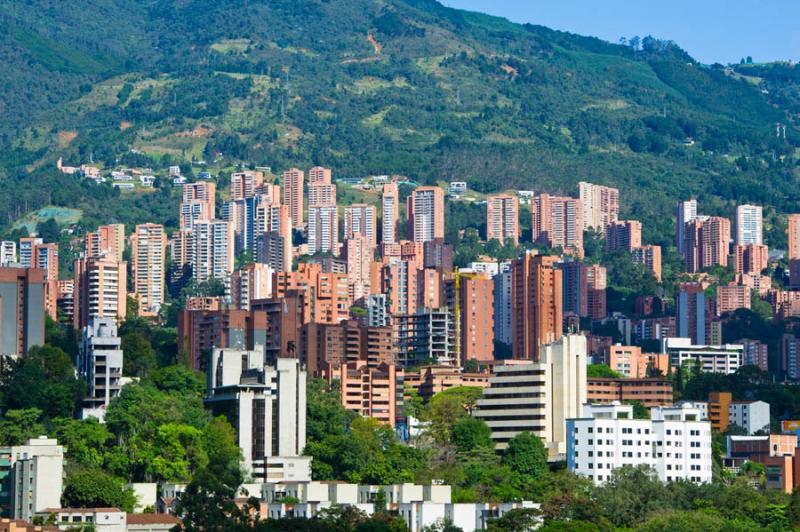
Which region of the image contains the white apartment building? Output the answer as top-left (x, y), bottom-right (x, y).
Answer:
top-left (474, 334), bottom-right (587, 456)
top-left (661, 337), bottom-right (743, 374)
top-left (736, 204), bottom-right (763, 245)
top-left (191, 219), bottom-right (234, 285)
top-left (42, 508), bottom-right (126, 532)
top-left (77, 318), bottom-right (124, 422)
top-left (205, 349), bottom-right (311, 482)
top-left (131, 223), bottom-right (166, 316)
top-left (683, 399), bottom-right (770, 435)
top-left (0, 241), bottom-right (16, 265)
top-left (1, 437), bottom-right (64, 522)
top-left (343, 204), bottom-right (377, 249)
top-left (307, 205), bottom-right (339, 255)
top-left (578, 181), bottom-right (619, 233)
top-left (567, 403), bottom-right (712, 485)
top-left (381, 183), bottom-right (399, 245)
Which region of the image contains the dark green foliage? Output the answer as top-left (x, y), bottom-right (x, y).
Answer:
top-left (503, 432), bottom-right (548, 481)
top-left (451, 417), bottom-right (492, 453)
top-left (4, 345), bottom-right (82, 419)
top-left (62, 466), bottom-right (137, 512)
top-left (586, 364), bottom-right (621, 379)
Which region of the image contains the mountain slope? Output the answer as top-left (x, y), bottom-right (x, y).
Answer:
top-left (0, 0), bottom-right (797, 246)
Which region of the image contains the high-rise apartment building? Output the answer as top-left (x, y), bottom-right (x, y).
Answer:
top-left (474, 334), bottom-right (587, 456)
top-left (0, 437), bottom-right (64, 522)
top-left (395, 308), bottom-right (457, 366)
top-left (789, 214), bottom-right (800, 260)
top-left (732, 244), bottom-right (768, 275)
top-left (559, 260), bottom-right (588, 319)
top-left (182, 182), bottom-right (216, 216)
top-left (632, 245), bottom-right (662, 281)
top-left (282, 168), bottom-right (305, 230)
top-left (307, 205), bottom-right (339, 255)
top-left (716, 284), bottom-right (750, 315)
top-left (531, 194), bottom-right (583, 256)
top-left (486, 194), bottom-right (519, 245)
top-left (255, 205), bottom-right (292, 272)
top-left (0, 241), bottom-right (17, 265)
top-left (308, 166), bottom-right (332, 184)
top-left (605, 220), bottom-right (642, 252)
top-left (230, 170), bottom-right (264, 200)
top-left (230, 263), bottom-right (274, 311)
top-left (86, 224), bottom-right (125, 261)
top-left (676, 283), bottom-right (707, 345)
top-left (206, 351), bottom-right (311, 482)
top-left (676, 199), bottom-right (698, 255)
top-left (180, 199), bottom-right (212, 231)
top-left (345, 236), bottom-right (374, 303)
top-left (77, 317), bottom-right (123, 421)
top-left (407, 186), bottom-right (445, 243)
top-left (381, 183), bottom-right (400, 245)
top-left (457, 273), bottom-right (494, 363)
top-left (511, 252), bottom-right (563, 360)
top-left (192, 220), bottom-right (234, 285)
top-left (586, 264), bottom-right (607, 320)
top-left (578, 181), bottom-right (619, 234)
top-left (308, 182), bottom-right (337, 208)
top-left (683, 216), bottom-right (731, 272)
top-left (344, 204), bottom-right (377, 250)
top-left (0, 267), bottom-right (45, 357)
top-left (131, 223), bottom-right (166, 317)
top-left (493, 263), bottom-right (513, 347)
top-left (72, 257), bottom-right (127, 330)
top-left (736, 204), bottom-right (763, 245)
top-left (338, 361), bottom-right (403, 427)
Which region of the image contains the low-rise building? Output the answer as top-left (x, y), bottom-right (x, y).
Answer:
top-left (587, 378), bottom-right (673, 407)
top-left (661, 337), bottom-right (743, 374)
top-left (567, 403), bottom-right (712, 485)
top-left (38, 508), bottom-right (125, 532)
top-left (404, 366), bottom-right (490, 401)
top-left (606, 345), bottom-right (669, 378)
top-left (0, 438), bottom-right (64, 522)
top-left (725, 435), bottom-right (798, 493)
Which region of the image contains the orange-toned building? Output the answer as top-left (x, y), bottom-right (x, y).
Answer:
top-left (586, 264), bottom-right (607, 320)
top-left (344, 204), bottom-right (377, 250)
top-left (130, 223), bottom-right (166, 317)
top-left (707, 391), bottom-right (732, 432)
top-left (586, 377), bottom-right (673, 407)
top-left (308, 166), bottom-right (332, 184)
top-left (72, 257), bottom-right (127, 330)
top-left (282, 167), bottom-right (305, 230)
top-left (789, 214), bottom-right (800, 260)
top-left (404, 365), bottom-right (491, 400)
top-left (345, 236), bottom-right (375, 303)
top-left (86, 224), bottom-right (125, 261)
top-left (381, 183), bottom-right (400, 245)
top-left (273, 263), bottom-right (349, 324)
top-left (631, 245), bottom-right (662, 281)
top-left (684, 216), bottom-right (731, 272)
top-left (732, 244), bottom-right (768, 275)
top-left (716, 284), bottom-right (750, 316)
top-left (486, 194), bottom-right (519, 245)
top-left (511, 252), bottom-right (562, 361)
top-left (606, 220), bottom-right (642, 252)
top-left (607, 345), bottom-right (669, 378)
top-left (230, 170), bottom-right (264, 200)
top-left (0, 267), bottom-right (46, 357)
top-left (725, 434), bottom-right (799, 493)
top-left (458, 272), bottom-right (495, 363)
top-left (531, 194), bottom-right (583, 256)
top-left (338, 361), bottom-right (403, 427)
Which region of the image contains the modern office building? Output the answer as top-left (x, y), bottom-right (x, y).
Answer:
top-left (605, 220), bottom-right (642, 252)
top-left (77, 318), bottom-right (123, 422)
top-left (130, 223), bottom-right (166, 317)
top-left (474, 334), bottom-right (587, 456)
top-left (511, 252), bottom-right (562, 360)
top-left (578, 181), bottom-right (619, 234)
top-left (0, 437), bottom-right (64, 522)
top-left (72, 257), bottom-right (127, 330)
top-left (567, 403), bottom-right (712, 485)
top-left (486, 194), bottom-right (519, 245)
top-left (736, 204), bottom-right (763, 246)
top-left (381, 183), bottom-right (400, 245)
top-left (407, 187), bottom-right (445, 243)
top-left (343, 204), bottom-right (377, 250)
top-left (530, 194), bottom-right (583, 255)
top-left (282, 168), bottom-right (305, 230)
top-left (661, 337), bottom-right (743, 374)
top-left (206, 351), bottom-right (311, 482)
top-left (0, 267), bottom-right (45, 358)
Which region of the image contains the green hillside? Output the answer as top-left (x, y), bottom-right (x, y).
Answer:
top-left (0, 0), bottom-right (798, 247)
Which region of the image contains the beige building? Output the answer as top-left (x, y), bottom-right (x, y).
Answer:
top-left (191, 219), bottom-right (234, 285)
top-left (486, 194), bottom-right (519, 245)
top-left (86, 224), bottom-right (125, 261)
top-left (474, 334), bottom-right (587, 456)
top-left (282, 168), bottom-right (305, 230)
top-left (130, 224), bottom-right (166, 317)
top-left (578, 181), bottom-right (619, 234)
top-left (73, 257), bottom-right (127, 330)
top-left (382, 183), bottom-right (400, 245)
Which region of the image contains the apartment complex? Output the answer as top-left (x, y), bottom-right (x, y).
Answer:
top-left (683, 216), bottom-right (731, 272)
top-left (605, 220), bottom-right (642, 252)
top-left (0, 437), bottom-right (64, 522)
top-left (661, 337), bottom-right (743, 374)
top-left (486, 194), bottom-right (519, 245)
top-left (511, 253), bottom-right (562, 360)
top-left (578, 181), bottom-right (619, 234)
top-left (381, 183), bottom-right (400, 245)
top-left (407, 187), bottom-right (444, 243)
top-left (586, 378), bottom-right (673, 407)
top-left (77, 317), bottom-right (123, 422)
top-left (344, 204), bottom-right (377, 249)
top-left (130, 223), bottom-right (166, 316)
top-left (736, 204), bottom-right (763, 245)
top-left (282, 168), bottom-right (305, 230)
top-left (530, 194), bottom-right (583, 255)
top-left (72, 257), bottom-right (127, 330)
top-left (631, 245), bottom-right (662, 281)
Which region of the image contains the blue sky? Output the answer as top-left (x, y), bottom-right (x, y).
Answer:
top-left (442, 1), bottom-right (800, 64)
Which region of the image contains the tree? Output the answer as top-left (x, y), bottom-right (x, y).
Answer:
top-left (49, 417), bottom-right (112, 468)
top-left (306, 378), bottom-right (356, 442)
top-left (586, 364), bottom-right (621, 379)
top-left (503, 432), bottom-right (548, 482)
top-left (62, 466), bottom-right (136, 512)
top-left (6, 345), bottom-right (82, 419)
top-left (0, 408), bottom-right (45, 445)
top-left (451, 417), bottom-right (492, 453)
top-left (487, 508), bottom-right (542, 531)
top-left (462, 358), bottom-right (479, 373)
top-left (121, 331), bottom-right (157, 377)
top-left (36, 218), bottom-right (60, 243)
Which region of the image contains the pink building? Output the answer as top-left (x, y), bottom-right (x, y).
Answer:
top-left (345, 235), bottom-right (374, 303)
top-left (338, 361), bottom-right (403, 427)
top-left (381, 183), bottom-right (400, 245)
top-left (716, 284), bottom-right (750, 315)
top-left (344, 204), bottom-right (377, 250)
top-left (309, 166), bottom-right (332, 184)
top-left (733, 244), bottom-right (768, 275)
top-left (282, 168), bottom-right (305, 230)
top-left (605, 220), bottom-right (642, 252)
top-left (230, 170), bottom-right (264, 200)
top-left (531, 194), bottom-right (583, 256)
top-left (407, 187), bottom-right (445, 243)
top-left (486, 194), bottom-right (519, 245)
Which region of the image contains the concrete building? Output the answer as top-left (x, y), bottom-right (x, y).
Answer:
top-left (72, 257), bottom-right (127, 330)
top-left (631, 245), bottom-right (662, 281)
top-left (381, 183), bottom-right (400, 245)
top-left (407, 187), bottom-right (444, 243)
top-left (182, 182), bottom-right (216, 219)
top-left (396, 308), bottom-right (456, 366)
top-left (740, 338), bottom-right (769, 371)
top-left (230, 263), bottom-right (273, 311)
top-left (307, 182), bottom-right (337, 209)
top-left (206, 351), bottom-right (311, 482)
top-left (606, 345), bottom-right (669, 378)
top-left (338, 361), bottom-right (403, 426)
top-left (716, 284), bottom-right (750, 315)
top-left (0, 267), bottom-right (45, 358)
top-left (586, 264), bottom-right (607, 320)
top-left (273, 264), bottom-right (350, 324)
top-left (255, 204), bottom-right (292, 272)
top-left (587, 378), bottom-right (673, 407)
top-left (38, 508), bottom-right (125, 531)
top-left (130, 224), bottom-right (166, 317)
top-left (661, 337), bottom-right (743, 374)
top-left (732, 244), bottom-right (768, 276)
top-left (344, 204), bottom-right (377, 250)
top-left (492, 263), bottom-right (513, 347)
top-left (191, 219), bottom-right (234, 285)
top-left (345, 236), bottom-right (374, 303)
top-left (567, 403), bottom-right (712, 485)
top-left (789, 214), bottom-right (800, 260)
top-left (86, 224), bottom-right (125, 262)
top-left (282, 168), bottom-right (305, 230)
top-left (531, 194), bottom-right (583, 256)
top-left (736, 204), bottom-right (763, 245)
top-left (230, 170), bottom-right (264, 200)
top-left (177, 309), bottom-right (269, 372)
top-left (0, 241), bottom-right (16, 265)
top-left (683, 216), bottom-right (731, 272)
top-left (404, 366), bottom-right (490, 401)
top-left (578, 181), bottom-right (619, 234)
top-left (486, 194), bottom-right (519, 245)
top-left (77, 318), bottom-right (123, 422)
top-left (308, 166), bottom-right (332, 184)
top-left (676, 283), bottom-right (707, 344)
top-left (457, 273), bottom-right (494, 363)
top-left (605, 220), bottom-right (642, 252)
top-left (0, 437), bottom-right (64, 522)
top-left (474, 334), bottom-right (587, 456)
top-left (366, 294), bottom-right (389, 327)
top-left (511, 253), bottom-right (562, 360)
top-left (179, 199), bottom-right (212, 232)
top-left (676, 199), bottom-right (698, 255)
top-left (307, 205), bottom-right (339, 255)
top-left (724, 435), bottom-right (798, 493)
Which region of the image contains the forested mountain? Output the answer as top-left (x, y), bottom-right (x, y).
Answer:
top-left (1, 0), bottom-right (798, 245)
